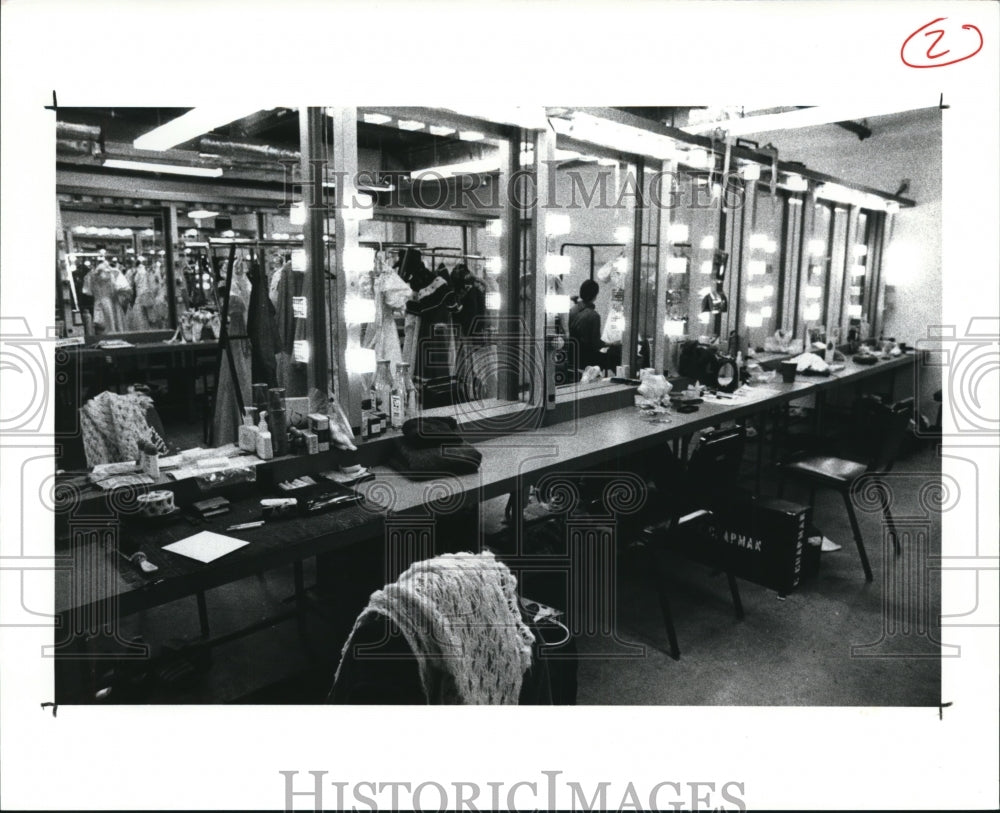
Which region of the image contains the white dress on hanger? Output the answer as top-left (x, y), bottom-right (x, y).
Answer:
top-left (363, 261), bottom-right (411, 373)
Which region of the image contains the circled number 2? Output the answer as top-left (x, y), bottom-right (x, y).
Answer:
top-left (901, 17), bottom-right (983, 68)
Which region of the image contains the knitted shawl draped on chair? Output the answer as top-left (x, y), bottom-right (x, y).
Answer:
top-left (336, 551), bottom-right (535, 704)
top-left (79, 390), bottom-right (168, 467)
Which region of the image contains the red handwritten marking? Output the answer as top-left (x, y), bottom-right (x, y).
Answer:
top-left (901, 18), bottom-right (983, 68)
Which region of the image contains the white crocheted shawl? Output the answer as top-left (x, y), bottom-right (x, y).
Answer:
top-left (337, 551), bottom-right (535, 704)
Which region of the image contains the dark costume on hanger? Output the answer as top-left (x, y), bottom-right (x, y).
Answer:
top-left (397, 249), bottom-right (457, 391)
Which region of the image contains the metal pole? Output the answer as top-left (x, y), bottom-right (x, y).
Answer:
top-left (300, 106), bottom-right (330, 398)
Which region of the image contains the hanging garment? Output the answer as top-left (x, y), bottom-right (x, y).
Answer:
top-left (363, 265), bottom-right (410, 372)
top-left (212, 275), bottom-right (253, 445)
top-left (451, 264), bottom-right (490, 401)
top-left (399, 250), bottom-right (458, 384)
top-left (246, 257), bottom-right (279, 387)
top-left (79, 389), bottom-right (168, 467)
top-left (82, 262), bottom-right (128, 334)
top-left (596, 258), bottom-right (628, 345)
top-left (331, 551), bottom-right (535, 704)
top-left (124, 263), bottom-right (170, 331)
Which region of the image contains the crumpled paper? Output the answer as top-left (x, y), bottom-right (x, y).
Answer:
top-left (637, 373), bottom-right (672, 402)
top-left (789, 352), bottom-right (830, 374)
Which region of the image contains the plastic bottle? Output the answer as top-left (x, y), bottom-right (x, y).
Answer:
top-left (371, 359), bottom-right (393, 414)
top-left (397, 363), bottom-right (417, 419)
top-left (255, 411), bottom-right (274, 460)
top-left (390, 370), bottom-right (404, 429)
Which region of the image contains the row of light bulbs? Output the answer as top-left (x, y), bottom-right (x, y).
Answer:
top-left (72, 226), bottom-right (155, 238)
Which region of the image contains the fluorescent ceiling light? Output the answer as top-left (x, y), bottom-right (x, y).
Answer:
top-left (104, 159), bottom-right (223, 177)
top-left (398, 119), bottom-right (425, 131)
top-left (363, 112), bottom-right (392, 125)
top-left (133, 106), bottom-right (266, 151)
top-left (188, 209), bottom-right (219, 219)
top-left (429, 125), bottom-right (456, 136)
top-left (682, 97), bottom-right (936, 136)
top-left (459, 130), bottom-right (485, 141)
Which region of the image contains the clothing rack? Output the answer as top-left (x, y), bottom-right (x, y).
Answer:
top-left (559, 241), bottom-right (658, 281)
top-left (426, 247), bottom-right (488, 270)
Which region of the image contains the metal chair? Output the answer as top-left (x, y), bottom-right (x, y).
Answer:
top-left (777, 396), bottom-right (914, 582)
top-left (639, 425), bottom-right (748, 659)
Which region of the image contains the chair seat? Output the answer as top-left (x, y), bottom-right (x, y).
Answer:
top-left (784, 455), bottom-right (868, 486)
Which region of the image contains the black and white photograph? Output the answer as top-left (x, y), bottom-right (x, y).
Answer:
top-left (1, 2), bottom-right (997, 811)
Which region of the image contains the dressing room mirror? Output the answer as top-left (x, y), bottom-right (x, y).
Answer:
top-left (661, 169), bottom-right (722, 374)
top-left (345, 108), bottom-right (522, 424)
top-left (59, 207), bottom-right (170, 337)
top-left (547, 144), bottom-right (638, 385)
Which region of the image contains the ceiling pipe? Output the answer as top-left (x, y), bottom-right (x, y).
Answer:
top-left (57, 121), bottom-right (102, 141)
top-left (198, 137), bottom-right (300, 163)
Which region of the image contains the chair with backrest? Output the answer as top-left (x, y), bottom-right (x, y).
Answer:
top-left (777, 396), bottom-right (914, 582)
top-left (640, 425), bottom-right (747, 659)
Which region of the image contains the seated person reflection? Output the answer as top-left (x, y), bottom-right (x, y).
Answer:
top-left (568, 279), bottom-right (607, 375)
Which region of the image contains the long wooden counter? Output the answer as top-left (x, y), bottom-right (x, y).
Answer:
top-left (54, 353), bottom-right (916, 622)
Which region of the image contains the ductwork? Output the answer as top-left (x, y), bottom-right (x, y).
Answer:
top-left (198, 137), bottom-right (300, 163)
top-left (57, 121), bottom-right (102, 141)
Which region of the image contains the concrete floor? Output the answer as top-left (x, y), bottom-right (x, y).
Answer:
top-left (81, 435), bottom-right (942, 707)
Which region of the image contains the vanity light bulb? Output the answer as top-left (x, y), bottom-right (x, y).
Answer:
top-left (761, 284), bottom-right (775, 297)
top-left (346, 347), bottom-right (377, 375)
top-left (807, 239), bottom-right (825, 256)
top-left (545, 254), bottom-right (571, 276)
top-left (745, 312), bottom-right (763, 328)
top-left (746, 287), bottom-right (765, 303)
top-left (666, 257), bottom-right (688, 276)
top-left (747, 260), bottom-right (766, 277)
top-left (700, 260), bottom-right (713, 275)
top-left (803, 303), bottom-right (821, 321)
top-left (760, 305), bottom-right (773, 318)
top-left (664, 319), bottom-right (686, 337)
top-left (343, 247), bottom-right (375, 276)
top-left (345, 296), bottom-right (376, 324)
top-left (854, 243), bottom-right (868, 257)
top-left (850, 265), bottom-right (866, 278)
top-left (546, 214), bottom-right (571, 237)
top-left (764, 239), bottom-right (777, 255)
top-left (700, 235), bottom-right (715, 251)
top-left (614, 225), bottom-right (632, 244)
top-left (289, 201), bottom-right (307, 226)
top-left (545, 294), bottom-right (571, 314)
top-left (749, 233), bottom-right (768, 250)
top-left (804, 285), bottom-right (823, 299)
top-left (847, 304), bottom-right (863, 318)
top-left (667, 223), bottom-right (689, 244)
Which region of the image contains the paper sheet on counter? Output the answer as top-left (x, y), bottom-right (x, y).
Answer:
top-left (162, 531), bottom-right (249, 564)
